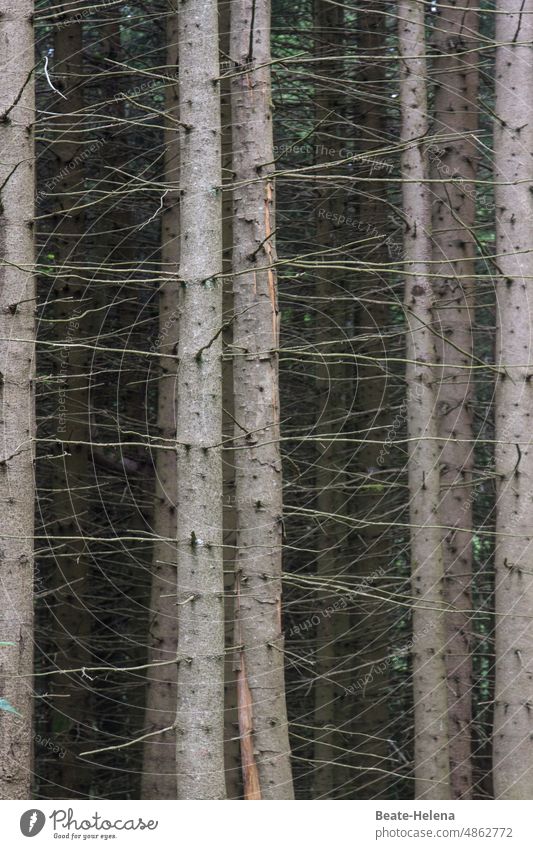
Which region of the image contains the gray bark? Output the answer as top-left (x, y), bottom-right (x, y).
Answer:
top-left (399, 0), bottom-right (451, 800)
top-left (0, 0), bottom-right (35, 800)
top-left (431, 0), bottom-right (478, 800)
top-left (230, 0), bottom-right (294, 799)
top-left (175, 0), bottom-right (226, 800)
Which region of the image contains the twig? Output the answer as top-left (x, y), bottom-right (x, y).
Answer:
top-left (80, 724), bottom-right (175, 758)
top-left (43, 56), bottom-right (67, 100)
top-left (138, 190), bottom-right (169, 229)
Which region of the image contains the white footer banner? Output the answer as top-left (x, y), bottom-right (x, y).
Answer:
top-left (1, 800), bottom-right (531, 848)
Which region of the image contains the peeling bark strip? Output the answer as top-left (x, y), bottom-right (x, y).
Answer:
top-left (230, 0), bottom-right (294, 799)
top-left (398, 0), bottom-right (451, 800)
top-left (175, 0), bottom-right (226, 800)
top-left (234, 575), bottom-right (261, 800)
top-left (493, 0), bottom-right (533, 801)
top-left (142, 5), bottom-right (179, 801)
top-left (431, 0), bottom-right (478, 800)
top-left (0, 0), bottom-right (35, 800)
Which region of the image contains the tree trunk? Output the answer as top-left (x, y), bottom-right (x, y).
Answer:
top-left (142, 6), bottom-right (179, 800)
top-left (230, 0), bottom-right (294, 799)
top-left (493, 0), bottom-right (533, 800)
top-left (0, 0), bottom-right (35, 800)
top-left (175, 0), bottom-right (226, 800)
top-left (431, 0), bottom-right (478, 800)
top-left (399, 0), bottom-right (451, 800)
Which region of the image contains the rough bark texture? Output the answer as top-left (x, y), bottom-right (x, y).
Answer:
top-left (493, 0), bottom-right (533, 800)
top-left (431, 0), bottom-right (478, 800)
top-left (142, 6), bottom-right (179, 800)
top-left (175, 0), bottom-right (226, 800)
top-left (230, 0), bottom-right (294, 800)
top-left (399, 0), bottom-right (451, 800)
top-left (0, 0), bottom-right (35, 800)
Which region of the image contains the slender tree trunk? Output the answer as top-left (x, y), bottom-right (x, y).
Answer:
top-left (399, 0), bottom-right (451, 800)
top-left (230, 0), bottom-right (294, 799)
top-left (142, 6), bottom-right (179, 800)
top-left (493, 0), bottom-right (533, 800)
top-left (175, 0), bottom-right (226, 800)
top-left (431, 0), bottom-right (478, 800)
top-left (0, 0), bottom-right (35, 800)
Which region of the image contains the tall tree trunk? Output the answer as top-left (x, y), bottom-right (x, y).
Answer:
top-left (493, 0), bottom-right (533, 800)
top-left (175, 0), bottom-right (226, 800)
top-left (431, 0), bottom-right (478, 800)
top-left (0, 0), bottom-right (35, 800)
top-left (142, 6), bottom-right (179, 800)
top-left (230, 0), bottom-right (294, 799)
top-left (399, 0), bottom-right (451, 800)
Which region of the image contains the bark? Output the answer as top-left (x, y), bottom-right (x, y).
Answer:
top-left (399, 0), bottom-right (451, 800)
top-left (493, 0), bottom-right (533, 800)
top-left (142, 6), bottom-right (179, 800)
top-left (175, 0), bottom-right (226, 800)
top-left (431, 0), bottom-right (478, 800)
top-left (230, 0), bottom-right (294, 799)
top-left (0, 0), bottom-right (35, 800)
